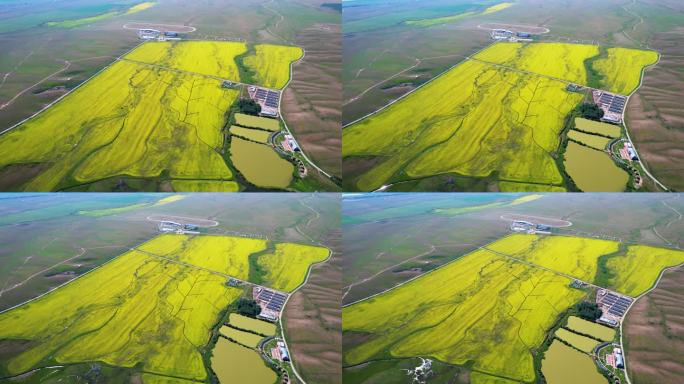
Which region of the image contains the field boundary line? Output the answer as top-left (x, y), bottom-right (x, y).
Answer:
top-left (621, 51), bottom-right (668, 191)
top-left (0, 41), bottom-right (144, 136)
top-left (341, 233), bottom-right (511, 308)
top-left (0, 236), bottom-right (151, 315)
top-left (621, 261), bottom-right (684, 384)
top-left (342, 41), bottom-right (495, 128)
top-left (279, 244), bottom-right (335, 384)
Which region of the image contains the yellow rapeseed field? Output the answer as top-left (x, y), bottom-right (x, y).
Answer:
top-left (0, 59), bottom-right (238, 191)
top-left (474, 42), bottom-right (599, 85)
top-left (125, 2), bottom-right (156, 14)
top-left (138, 233), bottom-right (268, 280)
top-left (257, 243), bottom-right (329, 292)
top-left (486, 233), bottom-right (619, 283)
top-left (244, 44), bottom-right (303, 89)
top-left (592, 47), bottom-right (658, 95)
top-left (170, 180), bottom-right (239, 192)
top-left (125, 41), bottom-right (247, 80)
top-left (606, 244), bottom-right (684, 296)
top-left (0, 249), bottom-right (242, 380)
top-left (343, 248), bottom-right (584, 382)
top-left (343, 58), bottom-right (581, 191)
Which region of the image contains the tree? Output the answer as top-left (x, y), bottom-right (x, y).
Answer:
top-left (236, 298), bottom-right (261, 317)
top-left (577, 102), bottom-right (604, 121)
top-left (237, 99), bottom-right (261, 116)
top-left (576, 301), bottom-right (602, 321)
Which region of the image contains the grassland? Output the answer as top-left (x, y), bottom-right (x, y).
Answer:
top-left (574, 118), bottom-right (621, 138)
top-left (137, 233), bottom-right (267, 280)
top-left (0, 248), bottom-right (241, 380)
top-left (568, 130), bottom-right (612, 150)
top-left (343, 56), bottom-right (581, 191)
top-left (564, 141), bottom-right (629, 192)
top-left (228, 313), bottom-right (276, 336)
top-left (244, 44), bottom-right (303, 89)
top-left (555, 328), bottom-right (600, 353)
top-left (45, 2), bottom-right (157, 28)
top-left (566, 316), bottom-right (615, 341)
top-left (230, 126), bottom-right (272, 143)
top-left (219, 326), bottom-right (264, 348)
top-left (592, 47), bottom-right (658, 95)
top-left (257, 243), bottom-right (329, 292)
top-left (234, 113), bottom-right (281, 131)
top-left (343, 248), bottom-right (584, 382)
top-left (405, 2), bottom-right (513, 27)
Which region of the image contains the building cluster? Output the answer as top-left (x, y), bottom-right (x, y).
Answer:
top-left (596, 289), bottom-right (633, 326)
top-left (253, 286), bottom-right (287, 322)
top-left (510, 220), bottom-right (552, 234)
top-left (248, 86), bottom-right (280, 117)
top-left (490, 29), bottom-right (533, 41)
top-left (282, 134), bottom-right (300, 153)
top-left (158, 220), bottom-right (199, 234)
top-left (271, 340), bottom-right (290, 362)
top-left (606, 347), bottom-right (625, 369)
top-left (619, 141), bottom-right (638, 162)
top-left (138, 29), bottom-right (182, 41)
top-left (593, 90), bottom-right (626, 124)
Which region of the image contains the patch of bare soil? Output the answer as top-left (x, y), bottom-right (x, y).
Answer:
top-left (626, 28), bottom-right (684, 191)
top-left (282, 22), bottom-right (341, 177)
top-left (625, 265), bottom-right (684, 384)
top-left (283, 228), bottom-right (341, 384)
top-left (0, 163), bottom-right (50, 191)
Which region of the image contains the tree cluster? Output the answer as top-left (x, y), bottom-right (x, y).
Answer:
top-left (577, 102), bottom-right (604, 121)
top-left (576, 301), bottom-right (602, 321)
top-left (236, 298), bottom-right (262, 317)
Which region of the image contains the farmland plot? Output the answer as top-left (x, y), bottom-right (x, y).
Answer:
top-left (343, 248), bottom-right (585, 382)
top-left (0, 40), bottom-right (303, 191)
top-left (244, 44), bottom-right (303, 89)
top-left (0, 249), bottom-right (241, 381)
top-left (0, 59), bottom-right (239, 191)
top-left (343, 58), bottom-right (581, 191)
top-left (486, 233), bottom-right (684, 296)
top-left (592, 47), bottom-right (658, 95)
top-left (256, 242), bottom-right (330, 292)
